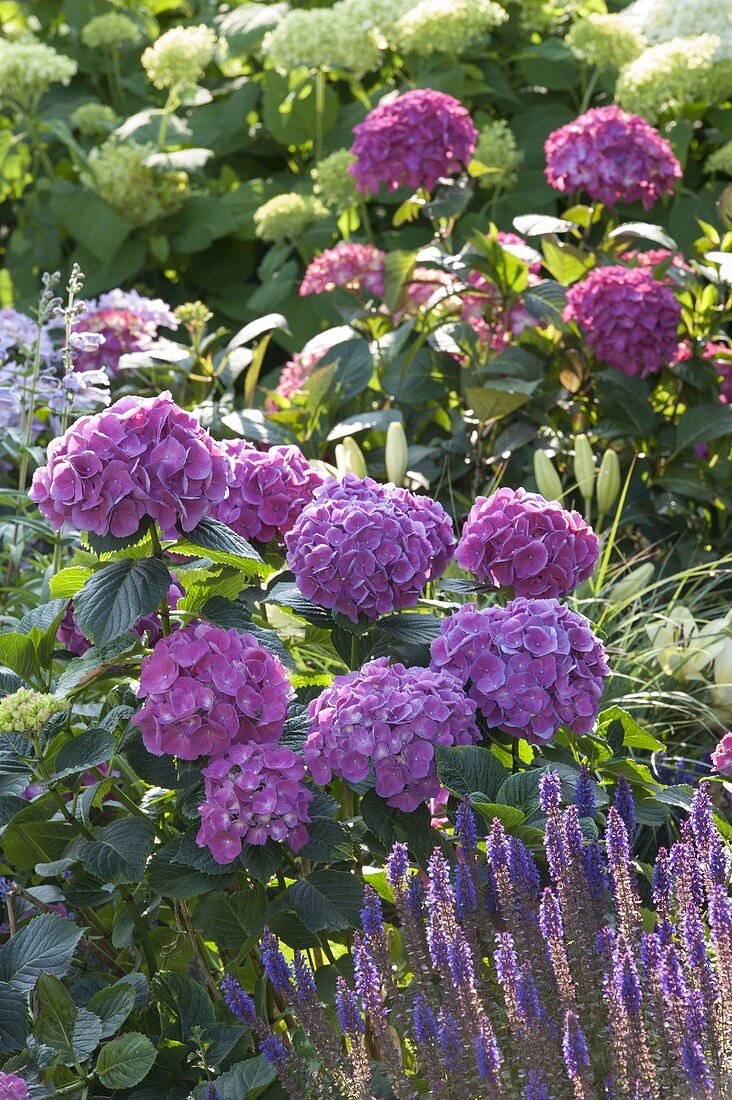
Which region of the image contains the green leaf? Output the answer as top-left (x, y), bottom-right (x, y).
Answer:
top-left (54, 728), bottom-right (115, 780)
top-left (147, 846), bottom-right (235, 898)
top-left (0, 913), bottom-right (84, 992)
top-left (317, 339), bottom-right (374, 404)
top-left (0, 633), bottom-right (39, 686)
top-left (327, 410), bottom-right (403, 441)
top-left (49, 569), bottom-right (92, 602)
top-left (154, 972), bottom-right (215, 1037)
top-left (87, 982), bottom-right (136, 1039)
top-left (674, 403), bottom-right (732, 456)
top-left (290, 870), bottom-right (365, 932)
top-left (74, 558), bottom-right (172, 646)
top-left (382, 250), bottom-right (418, 314)
top-left (0, 980), bottom-right (29, 1053)
top-left (262, 70), bottom-right (338, 147)
top-left (596, 707), bottom-right (664, 753)
top-left (78, 818), bottom-right (155, 884)
top-left (175, 517), bottom-right (266, 575)
top-left (192, 1054), bottom-right (276, 1100)
top-left (239, 839), bottom-right (283, 884)
top-left (471, 801), bottom-right (526, 831)
top-left (496, 767), bottom-right (549, 815)
top-left (96, 1032), bottom-right (157, 1089)
top-left (436, 745), bottom-right (509, 801)
top-left (56, 634), bottom-right (139, 695)
top-left (513, 214), bottom-right (575, 236)
top-left (299, 818), bottom-right (353, 863)
top-left (52, 185), bottom-right (131, 262)
top-left (35, 974), bottom-right (102, 1064)
top-left (2, 803), bottom-right (74, 871)
top-left (84, 518), bottom-right (153, 556)
top-left (464, 385), bottom-right (529, 422)
top-left (193, 889), bottom-right (266, 950)
top-left (360, 790), bottom-right (442, 870)
top-left (541, 240), bottom-right (594, 285)
top-left (607, 222), bottom-right (677, 251)
top-left (523, 281), bottom-right (566, 324)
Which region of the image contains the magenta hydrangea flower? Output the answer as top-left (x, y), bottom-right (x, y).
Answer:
top-left (563, 266), bottom-right (681, 377)
top-left (496, 231), bottom-right (542, 275)
top-left (215, 441), bottom-right (324, 543)
top-left (132, 622), bottom-right (292, 760)
top-left (29, 391), bottom-right (231, 539)
top-left (460, 270), bottom-right (537, 350)
top-left (0, 1074), bottom-right (29, 1100)
top-left (71, 289), bottom-right (178, 376)
top-left (300, 242), bottom-right (386, 297)
top-left (704, 342), bottom-right (732, 404)
top-left (284, 475), bottom-right (453, 622)
top-left (58, 575), bottom-right (185, 655)
top-left (389, 485), bottom-right (456, 578)
top-left (456, 487), bottom-right (599, 598)
top-left (621, 248), bottom-right (689, 273)
top-left (430, 598), bottom-right (609, 744)
top-left (266, 343), bottom-right (332, 411)
top-left (304, 657), bottom-right (479, 811)
top-left (544, 106), bottom-right (681, 210)
top-left (350, 88), bottom-right (477, 196)
top-left (197, 742), bottom-right (312, 862)
top-left (711, 732), bottom-right (732, 777)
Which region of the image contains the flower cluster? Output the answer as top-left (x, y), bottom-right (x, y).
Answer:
top-left (70, 102), bottom-right (118, 137)
top-left (266, 343), bottom-right (331, 410)
top-left (473, 119), bottom-right (523, 191)
top-left (0, 40), bottom-right (77, 106)
top-left (349, 89), bottom-right (477, 195)
top-left (0, 689), bottom-right (65, 734)
top-left (215, 441), bottom-right (324, 543)
top-left (284, 475), bottom-right (454, 622)
top-left (394, 0), bottom-right (507, 58)
top-left (71, 289), bottom-right (178, 376)
top-left (142, 24), bottom-right (224, 89)
top-left (456, 487), bottom-right (599, 597)
top-left (705, 139), bottom-right (732, 177)
top-left (711, 732), bottom-right (732, 777)
top-left (564, 265), bottom-right (681, 377)
top-left (133, 622), bottom-right (292, 759)
top-left (29, 391), bottom-right (231, 539)
top-left (305, 658), bottom-right (479, 810)
top-left (263, 3), bottom-right (396, 78)
top-left (621, 0), bottom-right (729, 47)
top-left (615, 34), bottom-right (726, 123)
top-left (82, 140), bottom-right (189, 227)
top-left (430, 598), bottom-right (609, 743)
top-left (0, 1072), bottom-right (29, 1100)
top-left (253, 194), bottom-right (328, 243)
top-left (311, 149), bottom-right (360, 211)
top-left (197, 742), bottom-right (312, 862)
top-left (566, 14), bottom-right (646, 70)
top-left (58, 576), bottom-right (185, 656)
top-left (300, 242), bottom-right (385, 298)
top-left (544, 106), bottom-right (681, 210)
top-left (81, 13), bottom-right (142, 50)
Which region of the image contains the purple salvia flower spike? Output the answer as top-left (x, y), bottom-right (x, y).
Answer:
top-left (360, 885), bottom-right (384, 937)
top-left (575, 764), bottom-right (595, 819)
top-left (562, 1010), bottom-right (593, 1098)
top-left (539, 770), bottom-right (562, 816)
top-left (386, 842), bottom-right (410, 894)
top-left (681, 1035), bottom-right (715, 1100)
top-left (260, 928), bottom-right (295, 997)
top-left (525, 1070), bottom-right (551, 1100)
top-left (413, 991), bottom-right (439, 1043)
top-left (221, 975), bottom-right (256, 1025)
top-left (455, 800), bottom-right (478, 856)
top-left (437, 1006), bottom-right (463, 1073)
top-left (335, 977), bottom-right (364, 1037)
top-left (613, 775), bottom-right (636, 836)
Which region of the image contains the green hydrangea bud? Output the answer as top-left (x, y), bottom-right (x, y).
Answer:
top-left (312, 149), bottom-right (360, 211)
top-left (81, 13), bottom-right (143, 50)
top-left (596, 449), bottom-right (621, 519)
top-left (473, 120), bottom-right (523, 192)
top-left (0, 688), bottom-right (65, 735)
top-left (335, 437), bottom-right (367, 479)
top-left (253, 194), bottom-right (328, 242)
top-left (385, 421), bottom-right (409, 486)
top-left (566, 15), bottom-right (646, 71)
top-left (533, 449), bottom-right (563, 502)
top-left (70, 102), bottom-right (119, 138)
top-left (81, 139), bottom-right (189, 227)
top-left (175, 301), bottom-right (213, 328)
top-left (573, 434), bottom-right (596, 503)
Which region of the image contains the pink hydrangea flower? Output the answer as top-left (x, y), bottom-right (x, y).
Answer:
top-left (197, 742), bottom-right (312, 862)
top-left (215, 441), bottom-right (324, 543)
top-left (711, 732), bottom-right (732, 777)
top-left (71, 289), bottom-right (178, 376)
top-left (350, 88), bottom-right (477, 196)
top-left (266, 344), bottom-right (331, 411)
top-left (544, 106), bottom-right (681, 210)
top-left (456, 487), bottom-right (599, 598)
top-left (621, 248), bottom-right (689, 272)
top-left (705, 342), bottom-right (732, 404)
top-left (430, 598), bottom-right (609, 744)
top-left (285, 475), bottom-right (454, 621)
top-left (304, 657), bottom-right (479, 811)
top-left (132, 622), bottom-right (292, 760)
top-left (300, 242), bottom-right (386, 297)
top-left (496, 231), bottom-right (542, 275)
top-left (563, 266), bottom-right (681, 377)
top-left (29, 391), bottom-right (231, 539)
top-left (0, 1074), bottom-right (29, 1100)
top-left (461, 271), bottom-right (537, 350)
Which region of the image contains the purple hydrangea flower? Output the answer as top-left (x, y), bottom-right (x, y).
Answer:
top-left (0, 1074), bottom-right (29, 1100)
top-left (430, 598), bottom-right (609, 744)
top-left (132, 622), bottom-right (292, 760)
top-left (214, 440), bottom-right (324, 543)
top-left (284, 474), bottom-right (451, 622)
top-left (71, 289), bottom-right (178, 376)
top-left (564, 266), bottom-right (681, 378)
top-left (29, 391), bottom-right (232, 539)
top-left (349, 88), bottom-right (477, 195)
top-left (197, 741), bottom-right (312, 862)
top-left (304, 657), bottom-right (479, 811)
top-left (456, 487), bottom-right (599, 598)
top-left (544, 106), bottom-right (681, 210)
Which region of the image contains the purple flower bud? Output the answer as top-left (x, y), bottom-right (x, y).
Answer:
top-left (260, 1034), bottom-right (289, 1072)
top-left (292, 952), bottom-right (317, 1003)
top-left (221, 975), bottom-right (256, 1025)
top-left (455, 800), bottom-right (478, 856)
top-left (562, 1011), bottom-right (590, 1080)
top-left (354, 935), bottom-right (386, 1022)
top-left (575, 764), bottom-right (595, 818)
top-left (454, 862), bottom-right (478, 920)
top-left (525, 1071), bottom-right (551, 1100)
top-left (412, 991), bottom-right (438, 1044)
top-left (407, 874), bottom-right (425, 918)
top-left (386, 843), bottom-right (410, 893)
top-left (335, 977), bottom-right (364, 1037)
top-left (360, 886), bottom-right (385, 937)
top-left (582, 840), bottom-right (608, 901)
top-left (474, 1027), bottom-right (502, 1083)
top-left (437, 1007), bottom-right (463, 1072)
top-left (540, 771), bottom-right (562, 816)
top-left (613, 776), bottom-right (636, 836)
top-left (261, 929), bottom-right (294, 997)
top-left (681, 1035), bottom-right (714, 1095)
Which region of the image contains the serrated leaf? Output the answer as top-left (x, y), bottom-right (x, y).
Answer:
top-left (596, 707), bottom-right (664, 752)
top-left (56, 634), bottom-right (138, 695)
top-left (74, 558), bottom-right (172, 646)
top-left (674, 403), bottom-right (732, 456)
top-left (496, 767), bottom-right (549, 815)
top-left (49, 568), bottom-right (95, 599)
top-left (471, 801), bottom-right (526, 831)
top-left (154, 972), bottom-right (215, 1037)
top-left (436, 745), bottom-right (509, 801)
top-left (0, 633), bottom-right (39, 686)
top-left (85, 518), bottom-right (153, 556)
top-left (87, 982), bottom-right (136, 1039)
top-left (239, 839), bottom-right (283, 884)
top-left (35, 974), bottom-right (102, 1063)
top-left (0, 980), bottom-right (28, 1053)
top-left (78, 818), bottom-right (155, 884)
top-left (298, 818), bottom-right (353, 863)
top-left (96, 1032), bottom-right (156, 1089)
top-left (0, 913), bottom-right (83, 992)
top-left (360, 790), bottom-right (443, 870)
top-left (192, 1054), bottom-right (276, 1100)
top-left (464, 386), bottom-right (529, 422)
top-left (147, 846), bottom-right (235, 898)
top-left (2, 804), bottom-right (73, 870)
top-left (175, 517), bottom-right (266, 575)
top-left (54, 729), bottom-right (115, 780)
top-left (290, 871), bottom-right (364, 932)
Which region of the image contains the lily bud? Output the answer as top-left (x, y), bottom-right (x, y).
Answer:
top-left (533, 449), bottom-right (562, 502)
top-left (573, 434), bottom-right (595, 503)
top-left (335, 437), bottom-right (367, 479)
top-left (596, 449), bottom-right (621, 519)
top-left (385, 420), bottom-right (409, 486)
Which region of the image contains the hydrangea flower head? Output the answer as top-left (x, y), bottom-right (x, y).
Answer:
top-left (312, 149), bottom-right (360, 210)
top-left (71, 289), bottom-right (178, 376)
top-left (82, 140), bottom-right (188, 227)
top-left (563, 266), bottom-right (681, 377)
top-left (566, 14), bottom-right (646, 70)
top-left (0, 40), bottom-right (77, 106)
top-left (253, 194), bottom-right (328, 242)
top-left (711, 732), bottom-right (732, 777)
top-left (263, 6), bottom-right (384, 78)
top-left (133, 622), bottom-right (292, 760)
top-left (29, 391), bottom-right (231, 539)
top-left (81, 13), bottom-right (142, 50)
top-left (215, 441), bottom-right (324, 543)
top-left (456, 487), bottom-right (599, 597)
top-left (0, 307), bottom-right (55, 361)
top-left (284, 475), bottom-right (452, 621)
top-left (197, 742), bottom-right (311, 862)
top-left (544, 107), bottom-right (681, 210)
top-left (70, 102), bottom-right (118, 137)
top-left (430, 599), bottom-right (609, 744)
top-left (265, 343), bottom-right (332, 410)
top-left (474, 120), bottom-right (523, 191)
top-left (305, 658), bottom-right (479, 810)
top-left (142, 24), bottom-right (224, 89)
top-left (615, 34), bottom-right (727, 124)
top-left (0, 688), bottom-right (66, 734)
top-left (0, 1073), bottom-right (29, 1100)
top-left (394, 0), bottom-right (507, 58)
top-left (300, 243), bottom-right (386, 297)
top-left (350, 89), bottom-right (477, 195)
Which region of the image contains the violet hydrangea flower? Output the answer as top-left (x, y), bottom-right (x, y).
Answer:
top-left (0, 1074), bottom-right (29, 1100)
top-left (349, 88), bottom-right (477, 196)
top-left (299, 242), bottom-right (386, 297)
top-left (456, 487), bottom-right (599, 598)
top-left (29, 391), bottom-right (231, 539)
top-left (430, 598), bottom-right (609, 744)
top-left (197, 742), bottom-right (312, 862)
top-left (132, 622), bottom-right (292, 759)
top-left (71, 289), bottom-right (178, 376)
top-left (305, 657), bottom-right (479, 811)
top-left (214, 440), bottom-right (324, 543)
top-left (711, 732), bottom-right (732, 777)
top-left (544, 106), bottom-right (681, 210)
top-left (563, 266), bottom-right (681, 378)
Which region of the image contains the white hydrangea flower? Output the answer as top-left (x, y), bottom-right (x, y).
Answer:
top-left (615, 34), bottom-right (732, 123)
top-left (0, 39), bottom-right (77, 107)
top-left (473, 119), bottom-right (523, 190)
top-left (567, 14), bottom-right (646, 70)
top-left (81, 12), bottom-right (143, 50)
top-left (312, 149), bottom-right (360, 210)
top-left (705, 139), bottom-right (732, 176)
top-left (81, 140), bottom-right (189, 226)
top-left (263, 7), bottom-right (383, 77)
top-left (394, 0), bottom-right (507, 57)
top-left (253, 193), bottom-right (328, 242)
top-left (142, 24), bottom-right (226, 89)
top-left (620, 0), bottom-right (732, 53)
